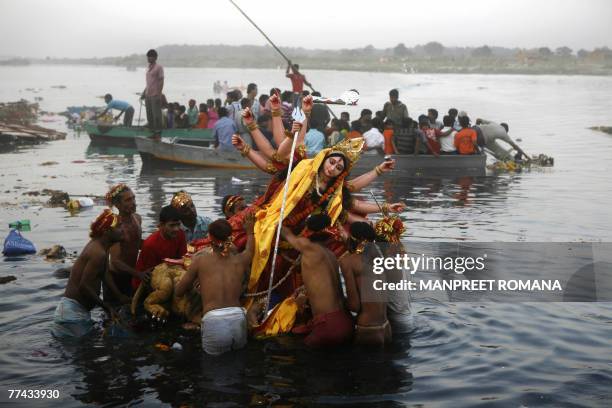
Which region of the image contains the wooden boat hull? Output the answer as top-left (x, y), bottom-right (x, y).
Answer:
top-left (137, 137), bottom-right (487, 175)
top-left (137, 137), bottom-right (256, 169)
top-left (85, 122), bottom-right (214, 147)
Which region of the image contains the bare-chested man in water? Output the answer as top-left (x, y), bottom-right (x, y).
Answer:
top-left (175, 214), bottom-right (255, 355)
top-left (340, 222), bottom-right (392, 347)
top-left (52, 210), bottom-right (125, 338)
top-left (105, 184), bottom-right (150, 304)
top-left (281, 214), bottom-right (353, 348)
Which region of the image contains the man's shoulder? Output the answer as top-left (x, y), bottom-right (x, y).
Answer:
top-left (142, 230), bottom-right (160, 246)
top-left (83, 241), bottom-right (106, 261)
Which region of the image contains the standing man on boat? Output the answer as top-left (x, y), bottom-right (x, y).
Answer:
top-left (141, 49), bottom-right (164, 137)
top-left (382, 89), bottom-right (409, 128)
top-left (247, 83), bottom-right (260, 118)
top-left (286, 61), bottom-right (311, 106)
top-left (95, 94), bottom-right (135, 127)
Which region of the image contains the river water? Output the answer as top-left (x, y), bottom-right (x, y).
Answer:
top-left (0, 65), bottom-right (611, 407)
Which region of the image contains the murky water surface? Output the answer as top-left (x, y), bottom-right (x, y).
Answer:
top-left (1, 66), bottom-right (611, 406)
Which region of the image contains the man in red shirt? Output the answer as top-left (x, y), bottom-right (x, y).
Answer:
top-left (133, 205), bottom-right (187, 290)
top-left (416, 114), bottom-right (452, 156)
top-left (286, 61), bottom-right (311, 106)
top-left (454, 115), bottom-right (480, 155)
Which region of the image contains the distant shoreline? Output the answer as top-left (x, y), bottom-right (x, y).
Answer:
top-left (2, 61), bottom-right (611, 77)
top-left (3, 42), bottom-right (612, 76)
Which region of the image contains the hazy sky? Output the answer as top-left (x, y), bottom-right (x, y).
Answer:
top-left (1, 0), bottom-right (611, 58)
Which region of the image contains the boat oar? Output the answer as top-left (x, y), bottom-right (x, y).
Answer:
top-left (228, 0), bottom-right (337, 120)
top-left (137, 99), bottom-right (143, 127)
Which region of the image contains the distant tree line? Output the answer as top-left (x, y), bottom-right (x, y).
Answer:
top-left (6, 42), bottom-right (610, 74)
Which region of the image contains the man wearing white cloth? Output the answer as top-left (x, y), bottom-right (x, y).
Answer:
top-left (175, 214), bottom-right (255, 355)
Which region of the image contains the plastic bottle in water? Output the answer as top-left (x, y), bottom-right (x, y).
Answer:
top-left (9, 220), bottom-right (31, 232)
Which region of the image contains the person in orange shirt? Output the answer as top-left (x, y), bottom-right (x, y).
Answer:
top-left (454, 116), bottom-right (480, 155)
top-left (383, 119), bottom-right (396, 154)
top-left (346, 120), bottom-right (363, 140)
top-left (196, 103), bottom-right (209, 128)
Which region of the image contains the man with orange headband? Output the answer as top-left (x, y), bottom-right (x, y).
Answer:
top-left (105, 183), bottom-right (146, 304)
top-left (170, 190), bottom-right (212, 243)
top-left (52, 210), bottom-right (125, 338)
top-left (221, 194), bottom-right (246, 219)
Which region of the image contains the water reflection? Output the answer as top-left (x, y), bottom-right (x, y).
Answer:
top-left (85, 142), bottom-right (136, 159)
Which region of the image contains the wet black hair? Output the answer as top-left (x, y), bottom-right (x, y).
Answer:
top-left (350, 120), bottom-right (362, 132)
top-left (500, 122), bottom-right (509, 132)
top-left (159, 205), bottom-right (181, 223)
top-left (448, 108), bottom-right (458, 117)
top-left (209, 219), bottom-right (232, 241)
top-left (350, 222), bottom-right (377, 241)
top-left (428, 108), bottom-right (438, 119)
top-left (218, 107), bottom-right (228, 117)
top-left (306, 213), bottom-right (331, 232)
top-left (389, 89), bottom-right (399, 98)
top-left (199, 103), bottom-right (208, 112)
top-left (459, 115), bottom-right (471, 128)
top-left (104, 93), bottom-right (112, 101)
top-left (247, 83), bottom-right (257, 94)
top-left (146, 49), bottom-right (158, 58)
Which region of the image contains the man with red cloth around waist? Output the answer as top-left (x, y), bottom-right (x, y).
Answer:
top-left (281, 214), bottom-right (353, 348)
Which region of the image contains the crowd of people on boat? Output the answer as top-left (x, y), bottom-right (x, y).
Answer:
top-left (99, 48), bottom-right (526, 161)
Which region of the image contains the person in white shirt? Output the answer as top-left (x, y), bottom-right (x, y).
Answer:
top-left (439, 115), bottom-right (457, 154)
top-left (362, 118), bottom-right (385, 151)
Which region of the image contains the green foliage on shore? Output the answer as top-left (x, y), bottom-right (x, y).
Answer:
top-left (30, 43), bottom-right (612, 75)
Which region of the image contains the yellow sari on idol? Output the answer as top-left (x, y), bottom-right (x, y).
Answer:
top-left (247, 138), bottom-right (365, 337)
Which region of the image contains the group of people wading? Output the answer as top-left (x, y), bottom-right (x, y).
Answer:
top-left (53, 94), bottom-right (412, 355)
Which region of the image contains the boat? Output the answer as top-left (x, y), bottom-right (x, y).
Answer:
top-left (137, 137), bottom-right (254, 169)
top-left (136, 137), bottom-right (487, 174)
top-left (85, 122), bottom-right (214, 147)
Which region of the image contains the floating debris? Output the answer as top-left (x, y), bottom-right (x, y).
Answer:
top-left (589, 126), bottom-right (612, 135)
top-left (0, 100), bottom-right (39, 125)
top-left (40, 161), bottom-right (59, 166)
top-left (488, 154), bottom-right (554, 173)
top-left (0, 276), bottom-right (17, 284)
top-left (40, 245), bottom-right (67, 260)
